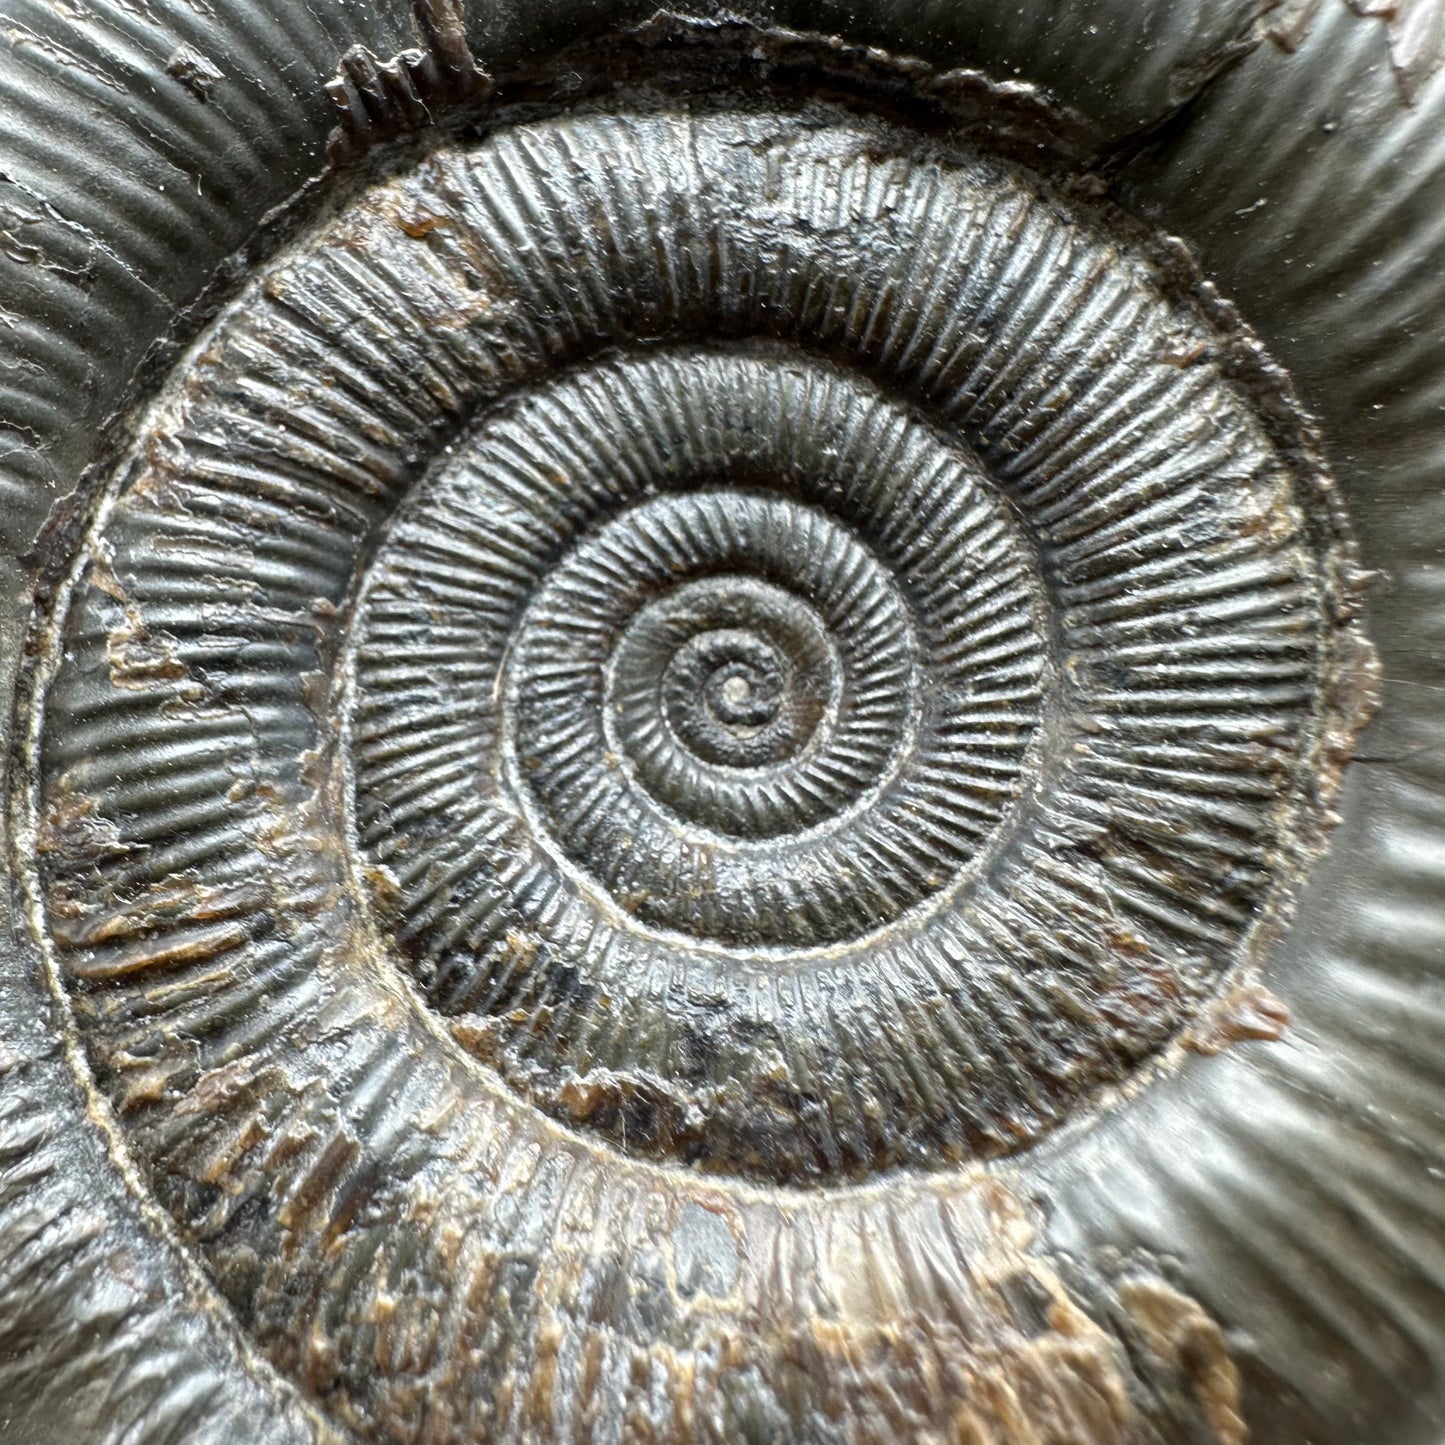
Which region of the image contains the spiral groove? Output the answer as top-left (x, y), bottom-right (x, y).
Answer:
top-left (28, 101), bottom-right (1364, 1225)
top-left (353, 350), bottom-right (1047, 959)
top-left (7, 0), bottom-right (1445, 1428)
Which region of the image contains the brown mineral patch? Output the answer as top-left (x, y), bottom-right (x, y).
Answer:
top-left (48, 877), bottom-right (270, 950)
top-left (395, 207), bottom-right (455, 239)
top-left (104, 604), bottom-right (193, 693)
top-left (1186, 982), bottom-right (1291, 1055)
top-left (84, 543), bottom-right (128, 602)
top-left (165, 42), bottom-right (224, 102)
top-left (1156, 334), bottom-right (1210, 366)
top-left (711, 1177), bottom-right (1257, 1445)
top-left (364, 864), bottom-right (403, 911)
top-left (278, 1131), bottom-right (363, 1236)
top-left (450, 1014), bottom-right (506, 1062)
top-left (1121, 1278), bottom-right (1248, 1445)
top-left (556, 1073), bottom-right (611, 1123)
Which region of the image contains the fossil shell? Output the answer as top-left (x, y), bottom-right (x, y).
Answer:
top-left (0, 3), bottom-right (1441, 1445)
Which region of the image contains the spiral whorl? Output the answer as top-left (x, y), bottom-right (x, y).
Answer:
top-left (31, 105), bottom-right (1361, 1188)
top-left (18, 82), bottom-right (1372, 1441)
top-left (352, 350), bottom-right (1046, 950)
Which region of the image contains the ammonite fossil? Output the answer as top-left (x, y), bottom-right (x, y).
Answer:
top-left (0, 2), bottom-right (1441, 1443)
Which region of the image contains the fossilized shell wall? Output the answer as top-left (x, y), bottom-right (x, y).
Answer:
top-left (0, 3), bottom-right (1441, 1445)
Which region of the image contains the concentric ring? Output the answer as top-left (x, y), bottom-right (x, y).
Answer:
top-left (15, 83), bottom-right (1377, 1443)
top-left (3, 3), bottom-right (1443, 1442)
top-left (355, 361), bottom-right (1046, 955)
top-left (524, 496), bottom-right (907, 846)
top-left (630, 583), bottom-right (835, 778)
top-left (33, 106), bottom-right (1364, 1187)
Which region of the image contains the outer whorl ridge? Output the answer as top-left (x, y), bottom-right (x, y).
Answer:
top-left (17, 80), bottom-right (1373, 1445)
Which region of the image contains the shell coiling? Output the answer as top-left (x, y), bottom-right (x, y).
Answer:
top-left (19, 83), bottom-right (1371, 1438)
top-left (348, 345), bottom-right (1055, 1175)
top-left (355, 353), bottom-right (1045, 953)
top-left (34, 106), bottom-right (1362, 1188)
